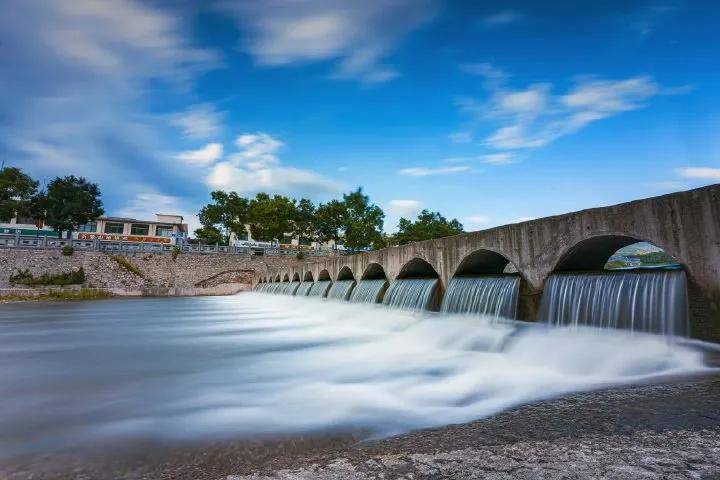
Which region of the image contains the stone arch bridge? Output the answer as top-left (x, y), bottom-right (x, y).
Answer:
top-left (258, 185), bottom-right (720, 342)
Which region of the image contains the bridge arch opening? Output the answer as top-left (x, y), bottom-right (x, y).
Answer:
top-left (303, 271), bottom-right (314, 282)
top-left (292, 272), bottom-right (300, 282)
top-left (274, 274), bottom-right (281, 282)
top-left (542, 235), bottom-right (687, 336)
top-left (397, 258), bottom-right (439, 279)
top-left (318, 269), bottom-right (331, 281)
top-left (361, 263), bottom-right (387, 280)
top-left (453, 249), bottom-right (513, 276)
top-left (282, 273), bottom-right (290, 282)
top-left (337, 266), bottom-right (355, 281)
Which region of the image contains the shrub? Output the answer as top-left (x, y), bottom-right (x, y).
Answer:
top-left (110, 255), bottom-right (144, 277)
top-left (9, 267), bottom-right (85, 286)
top-left (61, 245), bottom-right (74, 256)
top-left (295, 251), bottom-right (306, 260)
top-left (171, 245), bottom-right (181, 261)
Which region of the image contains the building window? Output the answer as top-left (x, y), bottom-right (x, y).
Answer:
top-left (78, 222), bottom-right (97, 232)
top-left (155, 225), bottom-right (173, 237)
top-left (130, 224), bottom-right (149, 235)
top-left (104, 222), bottom-right (124, 234)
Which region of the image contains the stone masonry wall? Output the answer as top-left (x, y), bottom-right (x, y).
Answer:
top-left (0, 248), bottom-right (304, 292)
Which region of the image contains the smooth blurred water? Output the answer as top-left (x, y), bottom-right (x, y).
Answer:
top-left (539, 270), bottom-right (689, 336)
top-left (350, 280), bottom-right (388, 303)
top-left (441, 276), bottom-right (520, 318)
top-left (295, 281), bottom-right (314, 297)
top-left (383, 279), bottom-right (439, 310)
top-left (326, 280), bottom-right (356, 300)
top-left (0, 294), bottom-right (708, 458)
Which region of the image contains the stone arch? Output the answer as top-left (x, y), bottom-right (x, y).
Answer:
top-left (303, 271), bottom-right (314, 281)
top-left (292, 272), bottom-right (301, 282)
top-left (318, 269), bottom-right (331, 281)
top-left (553, 234), bottom-right (681, 272)
top-left (282, 273), bottom-right (290, 282)
top-left (453, 249), bottom-right (518, 276)
top-left (337, 266), bottom-right (355, 281)
top-left (361, 262), bottom-right (387, 280)
top-left (397, 257), bottom-right (440, 279)
top-left (274, 274), bottom-right (281, 282)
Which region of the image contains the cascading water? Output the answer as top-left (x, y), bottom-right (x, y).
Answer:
top-left (326, 280), bottom-right (356, 300)
top-left (307, 280), bottom-right (332, 297)
top-left (382, 278), bottom-right (439, 311)
top-left (295, 281), bottom-right (314, 296)
top-left (285, 281), bottom-right (301, 295)
top-left (349, 279), bottom-right (388, 303)
top-left (441, 276), bottom-right (520, 318)
top-left (538, 269), bottom-right (689, 336)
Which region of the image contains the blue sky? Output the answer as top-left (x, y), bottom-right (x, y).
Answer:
top-left (1, 0), bottom-right (718, 233)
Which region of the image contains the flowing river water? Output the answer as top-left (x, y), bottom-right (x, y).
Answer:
top-left (0, 293), bottom-right (712, 460)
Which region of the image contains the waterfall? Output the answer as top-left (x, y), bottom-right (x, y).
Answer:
top-left (307, 281), bottom-right (332, 298)
top-left (538, 269), bottom-right (689, 336)
top-left (349, 279), bottom-right (388, 303)
top-left (382, 278), bottom-right (439, 311)
top-left (285, 281), bottom-right (301, 295)
top-left (326, 280), bottom-right (356, 300)
top-left (441, 276), bottom-right (520, 318)
top-left (295, 281), bottom-right (314, 296)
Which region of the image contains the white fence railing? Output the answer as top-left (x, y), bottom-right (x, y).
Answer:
top-left (0, 234), bottom-right (341, 257)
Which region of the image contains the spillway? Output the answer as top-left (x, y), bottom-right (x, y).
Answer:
top-left (441, 276), bottom-right (520, 318)
top-left (382, 278), bottom-right (439, 311)
top-left (326, 280), bottom-right (356, 300)
top-left (349, 279), bottom-right (388, 303)
top-left (295, 281), bottom-right (314, 296)
top-left (307, 280), bottom-right (332, 297)
top-left (538, 269), bottom-right (689, 336)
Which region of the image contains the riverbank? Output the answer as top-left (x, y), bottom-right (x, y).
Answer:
top-left (2, 375), bottom-right (719, 480)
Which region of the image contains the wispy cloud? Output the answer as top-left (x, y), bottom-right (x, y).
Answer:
top-left (465, 215), bottom-right (491, 228)
top-left (479, 10), bottom-right (523, 28)
top-left (170, 103), bottom-right (223, 139)
top-left (480, 153), bottom-right (516, 165)
top-left (176, 143), bottom-right (223, 166)
top-left (220, 0), bottom-right (437, 84)
top-left (458, 64), bottom-right (684, 154)
top-left (387, 199), bottom-right (423, 217)
top-left (205, 132), bottom-right (341, 195)
top-left (676, 167), bottom-right (720, 180)
top-left (398, 165), bottom-right (471, 176)
top-left (630, 1), bottom-right (681, 38)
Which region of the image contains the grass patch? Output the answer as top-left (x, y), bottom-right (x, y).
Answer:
top-left (0, 288), bottom-right (113, 302)
top-left (110, 255), bottom-right (144, 277)
top-left (9, 267), bottom-right (85, 286)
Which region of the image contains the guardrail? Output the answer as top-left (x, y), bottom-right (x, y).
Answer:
top-left (0, 234), bottom-right (341, 257)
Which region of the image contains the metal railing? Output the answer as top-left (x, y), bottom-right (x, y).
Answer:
top-left (0, 234), bottom-right (341, 257)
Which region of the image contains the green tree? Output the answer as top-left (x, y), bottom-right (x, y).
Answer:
top-left (315, 199), bottom-right (346, 246)
top-left (393, 209), bottom-right (464, 245)
top-left (44, 176), bottom-right (104, 238)
top-left (0, 166), bottom-right (38, 221)
top-left (194, 225), bottom-right (224, 245)
top-left (247, 193), bottom-right (297, 242)
top-left (198, 191), bottom-right (250, 244)
top-left (293, 198), bottom-right (317, 244)
top-left (342, 187), bottom-right (384, 252)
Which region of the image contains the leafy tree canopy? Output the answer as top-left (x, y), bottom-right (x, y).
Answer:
top-left (247, 193), bottom-right (296, 242)
top-left (193, 225), bottom-right (224, 245)
top-left (342, 187), bottom-right (384, 252)
top-left (44, 176), bottom-right (104, 237)
top-left (292, 198), bottom-right (317, 242)
top-left (392, 209), bottom-right (464, 246)
top-left (0, 166), bottom-right (38, 221)
top-left (314, 199), bottom-right (346, 245)
top-left (198, 191), bottom-right (250, 244)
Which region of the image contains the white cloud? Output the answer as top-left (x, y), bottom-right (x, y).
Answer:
top-left (170, 103), bottom-right (223, 139)
top-left (176, 143), bottom-right (223, 166)
top-left (676, 167), bottom-right (720, 180)
top-left (205, 132), bottom-right (341, 195)
top-left (480, 153), bottom-right (516, 165)
top-left (480, 10), bottom-right (523, 27)
top-left (398, 166), bottom-right (471, 176)
top-left (458, 64), bottom-right (683, 154)
top-left (219, 0), bottom-right (437, 84)
top-left (387, 199), bottom-right (423, 217)
top-left (448, 131), bottom-right (472, 143)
